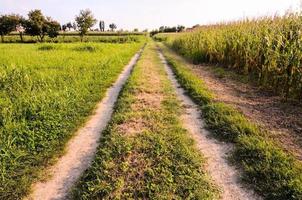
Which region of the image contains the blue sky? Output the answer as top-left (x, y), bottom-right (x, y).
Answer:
top-left (0, 0), bottom-right (300, 30)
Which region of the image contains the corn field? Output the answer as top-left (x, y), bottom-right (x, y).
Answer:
top-left (166, 13), bottom-right (302, 100)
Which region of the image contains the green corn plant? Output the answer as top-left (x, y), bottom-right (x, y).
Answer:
top-left (162, 12), bottom-right (302, 100)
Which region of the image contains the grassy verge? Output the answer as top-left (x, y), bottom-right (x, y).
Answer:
top-left (0, 42), bottom-right (143, 199)
top-left (72, 42), bottom-right (218, 199)
top-left (158, 42), bottom-right (302, 200)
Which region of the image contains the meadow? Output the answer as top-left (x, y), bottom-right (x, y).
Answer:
top-left (156, 13), bottom-right (302, 100)
top-left (0, 42), bottom-right (143, 199)
top-left (1, 34), bottom-right (146, 43)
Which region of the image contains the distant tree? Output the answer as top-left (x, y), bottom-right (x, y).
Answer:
top-left (46, 19), bottom-right (60, 38)
top-left (99, 20), bottom-right (105, 32)
top-left (166, 26), bottom-right (177, 32)
top-left (177, 25), bottom-right (185, 32)
top-left (159, 26), bottom-right (165, 32)
top-left (16, 24), bottom-right (25, 42)
top-left (14, 15), bottom-right (26, 42)
top-left (72, 22), bottom-right (77, 31)
top-left (66, 22), bottom-right (72, 31)
top-left (23, 10), bottom-right (60, 42)
top-left (142, 29), bottom-right (148, 32)
top-left (75, 9), bottom-right (97, 42)
top-left (62, 24), bottom-right (67, 32)
top-left (150, 29), bottom-right (159, 36)
top-left (109, 23), bottom-right (117, 32)
top-left (23, 10), bottom-right (47, 41)
top-left (0, 14), bottom-right (20, 42)
top-left (157, 26), bottom-right (178, 33)
top-left (61, 24), bottom-right (67, 42)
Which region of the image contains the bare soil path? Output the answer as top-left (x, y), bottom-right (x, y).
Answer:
top-left (26, 49), bottom-right (143, 200)
top-left (159, 51), bottom-right (261, 200)
top-left (190, 64), bottom-right (302, 160)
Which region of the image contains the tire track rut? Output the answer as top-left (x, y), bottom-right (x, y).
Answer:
top-left (27, 49), bottom-right (143, 200)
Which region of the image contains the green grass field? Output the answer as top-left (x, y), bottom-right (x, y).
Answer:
top-left (0, 42), bottom-right (143, 199)
top-left (1, 34), bottom-right (146, 43)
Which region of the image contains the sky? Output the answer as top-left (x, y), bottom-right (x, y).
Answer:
top-left (0, 0), bottom-right (301, 31)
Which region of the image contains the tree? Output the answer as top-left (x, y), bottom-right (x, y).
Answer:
top-left (133, 28), bottom-right (139, 32)
top-left (46, 19), bottom-right (60, 38)
top-left (23, 10), bottom-right (46, 41)
top-left (72, 22), bottom-right (77, 31)
top-left (75, 9), bottom-right (97, 42)
top-left (0, 14), bottom-right (20, 42)
top-left (109, 23), bottom-right (117, 32)
top-left (14, 15), bottom-right (26, 42)
top-left (66, 22), bottom-right (72, 31)
top-left (6, 14), bottom-right (24, 42)
top-left (61, 22), bottom-right (72, 41)
top-left (159, 26), bottom-right (165, 33)
top-left (99, 20), bottom-right (105, 32)
top-left (62, 24), bottom-right (67, 32)
top-left (150, 29), bottom-right (159, 36)
top-left (177, 25), bottom-right (185, 32)
top-left (23, 10), bottom-right (60, 42)
top-left (61, 24), bottom-right (67, 42)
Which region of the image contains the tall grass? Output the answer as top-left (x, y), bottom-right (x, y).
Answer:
top-left (162, 13), bottom-right (302, 100)
top-left (0, 42), bottom-right (143, 199)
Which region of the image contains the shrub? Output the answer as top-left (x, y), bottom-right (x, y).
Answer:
top-left (38, 45), bottom-right (57, 51)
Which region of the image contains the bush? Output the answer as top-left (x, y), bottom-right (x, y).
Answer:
top-left (38, 45), bottom-right (57, 51)
top-left (73, 45), bottom-right (96, 52)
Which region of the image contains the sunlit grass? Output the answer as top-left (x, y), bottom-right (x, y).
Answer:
top-left (0, 42), bottom-right (143, 199)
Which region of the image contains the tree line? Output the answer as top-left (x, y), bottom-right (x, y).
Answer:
top-left (0, 9), bottom-right (118, 42)
top-left (150, 25), bottom-right (185, 36)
